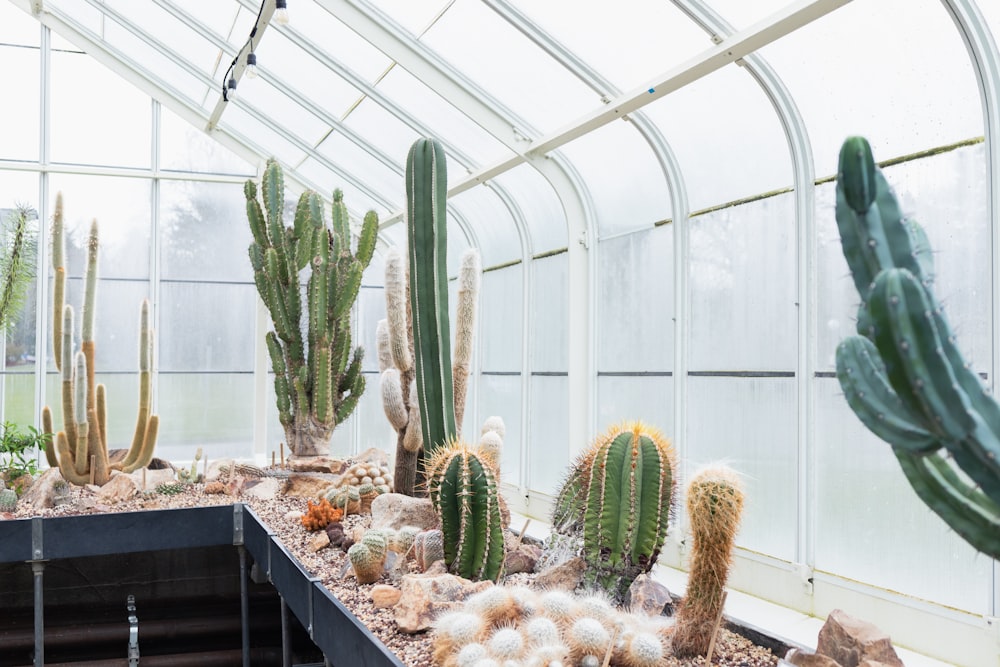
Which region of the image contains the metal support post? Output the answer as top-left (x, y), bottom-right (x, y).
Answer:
top-left (30, 561), bottom-right (45, 667)
top-left (280, 595), bottom-right (291, 667)
top-left (238, 545), bottom-right (250, 667)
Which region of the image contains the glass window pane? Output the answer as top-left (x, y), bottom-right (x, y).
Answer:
top-left (530, 254), bottom-right (567, 373)
top-left (423, 0), bottom-right (598, 134)
top-left (295, 157), bottom-right (388, 218)
top-left (291, 3), bottom-right (393, 83)
top-left (240, 79), bottom-right (330, 148)
top-left (1, 173), bottom-right (40, 211)
top-left (357, 286), bottom-right (387, 374)
top-left (597, 376), bottom-right (672, 435)
top-left (527, 375), bottom-right (566, 495)
top-left (0, 2), bottom-right (40, 46)
top-left (481, 266), bottom-right (523, 373)
top-left (478, 374), bottom-right (522, 486)
top-left (598, 226), bottom-right (672, 372)
top-left (706, 0), bottom-right (792, 31)
top-left (43, 372), bottom-right (144, 455)
top-left (160, 283), bottom-right (255, 372)
top-left (560, 122), bottom-right (669, 237)
top-left (450, 186), bottom-right (521, 267)
top-left (343, 99), bottom-right (423, 173)
top-left (354, 374), bottom-right (392, 456)
top-left (50, 51), bottom-right (151, 168)
top-left (220, 105), bottom-right (304, 167)
top-left (158, 0), bottom-right (246, 50)
top-left (160, 180), bottom-right (253, 281)
top-left (4, 374), bottom-right (36, 429)
top-left (48, 175), bottom-right (151, 279)
top-left (760, 0), bottom-right (982, 176)
top-left (814, 379), bottom-right (991, 614)
top-left (492, 164), bottom-right (567, 255)
top-left (644, 65), bottom-right (792, 212)
top-left (686, 377), bottom-right (797, 560)
top-left (315, 131), bottom-right (403, 209)
top-left (55, 280), bottom-right (149, 372)
top-left (0, 45), bottom-right (40, 162)
top-left (159, 373), bottom-right (254, 460)
top-left (816, 145), bottom-right (991, 372)
top-left (159, 106), bottom-right (256, 175)
top-left (689, 193), bottom-right (796, 371)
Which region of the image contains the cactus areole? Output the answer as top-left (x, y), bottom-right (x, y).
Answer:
top-left (246, 159), bottom-right (378, 456)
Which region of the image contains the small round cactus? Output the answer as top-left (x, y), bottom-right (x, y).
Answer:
top-left (567, 617), bottom-right (611, 664)
top-left (0, 487), bottom-right (17, 511)
top-left (464, 586), bottom-right (521, 628)
top-left (620, 631), bottom-right (665, 667)
top-left (486, 627), bottom-right (524, 662)
top-left (454, 643), bottom-right (487, 667)
top-left (347, 542), bottom-right (385, 585)
top-left (432, 611), bottom-right (487, 666)
top-left (538, 590), bottom-right (576, 626)
top-left (523, 616), bottom-right (560, 646)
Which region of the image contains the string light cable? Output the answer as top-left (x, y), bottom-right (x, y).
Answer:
top-left (221, 0), bottom-right (288, 102)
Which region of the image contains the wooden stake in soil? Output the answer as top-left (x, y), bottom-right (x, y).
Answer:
top-left (142, 467), bottom-right (147, 491)
top-left (280, 441), bottom-right (286, 468)
top-left (89, 455), bottom-right (96, 485)
top-left (601, 625), bottom-right (620, 667)
top-left (704, 590), bottom-right (729, 664)
top-left (512, 519), bottom-right (531, 551)
top-left (272, 451), bottom-right (276, 468)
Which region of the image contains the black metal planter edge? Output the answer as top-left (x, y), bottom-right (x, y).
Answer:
top-left (0, 504), bottom-right (405, 667)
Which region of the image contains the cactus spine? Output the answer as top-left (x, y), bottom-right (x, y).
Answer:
top-left (833, 136), bottom-right (1000, 558)
top-left (43, 199), bottom-right (157, 486)
top-left (552, 421), bottom-right (677, 600)
top-left (672, 465), bottom-right (744, 657)
top-left (245, 159), bottom-right (377, 457)
top-left (425, 441), bottom-right (505, 580)
top-left (378, 137), bottom-right (483, 495)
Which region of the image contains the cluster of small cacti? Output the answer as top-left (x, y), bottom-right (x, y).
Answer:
top-left (155, 482), bottom-right (185, 495)
top-left (43, 194), bottom-right (158, 487)
top-left (333, 460), bottom-right (394, 495)
top-left (348, 528), bottom-right (390, 584)
top-left (671, 465), bottom-right (744, 657)
top-left (301, 498), bottom-right (344, 531)
top-left (245, 160), bottom-right (377, 457)
top-left (432, 585), bottom-right (672, 667)
top-left (0, 481), bottom-right (17, 511)
top-left (552, 421), bottom-right (677, 600)
top-left (176, 448), bottom-right (203, 484)
top-left (377, 137), bottom-right (483, 496)
top-left (425, 440), bottom-right (505, 581)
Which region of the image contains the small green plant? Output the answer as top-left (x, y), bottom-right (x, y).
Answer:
top-left (0, 422), bottom-right (50, 485)
top-left (155, 482), bottom-right (185, 495)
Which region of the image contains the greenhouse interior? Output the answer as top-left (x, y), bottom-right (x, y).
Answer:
top-left (1, 0), bottom-right (1000, 666)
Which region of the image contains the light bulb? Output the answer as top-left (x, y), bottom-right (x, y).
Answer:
top-left (245, 52), bottom-right (258, 79)
top-left (273, 0), bottom-right (289, 25)
top-left (226, 77), bottom-right (238, 102)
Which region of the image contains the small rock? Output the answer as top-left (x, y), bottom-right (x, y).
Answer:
top-left (370, 493), bottom-right (439, 531)
top-left (286, 456), bottom-right (348, 474)
top-left (786, 648), bottom-right (842, 667)
top-left (308, 531), bottom-right (331, 552)
top-left (127, 467), bottom-right (176, 491)
top-left (224, 477), bottom-right (246, 496)
top-left (204, 481), bottom-right (226, 494)
top-left (503, 542), bottom-right (541, 575)
top-left (20, 468), bottom-right (67, 510)
top-left (394, 573), bottom-right (493, 633)
top-left (0, 512), bottom-right (14, 520)
top-left (285, 510), bottom-right (305, 521)
top-left (97, 472), bottom-right (139, 503)
top-left (423, 560), bottom-right (448, 576)
top-left (205, 459), bottom-right (234, 482)
top-left (371, 584), bottom-right (402, 608)
top-left (243, 477), bottom-right (282, 501)
top-left (283, 473), bottom-right (336, 498)
top-left (817, 609), bottom-right (905, 667)
top-left (624, 573), bottom-right (673, 616)
top-left (531, 556), bottom-right (586, 591)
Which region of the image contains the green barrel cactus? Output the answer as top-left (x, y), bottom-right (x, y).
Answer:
top-left (834, 135), bottom-right (1000, 558)
top-left (42, 197), bottom-right (158, 486)
top-left (425, 441), bottom-right (505, 581)
top-left (245, 159), bottom-right (378, 457)
top-left (0, 486), bottom-right (17, 511)
top-left (552, 421), bottom-right (677, 599)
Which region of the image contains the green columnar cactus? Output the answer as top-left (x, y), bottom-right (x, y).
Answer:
top-left (425, 441), bottom-right (505, 580)
top-left (672, 465), bottom-right (744, 657)
top-left (245, 159), bottom-right (377, 457)
top-left (833, 136), bottom-right (1000, 558)
top-left (43, 200), bottom-right (158, 486)
top-left (551, 421), bottom-right (677, 600)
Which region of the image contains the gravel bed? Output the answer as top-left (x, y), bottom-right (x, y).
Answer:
top-left (7, 477), bottom-right (779, 667)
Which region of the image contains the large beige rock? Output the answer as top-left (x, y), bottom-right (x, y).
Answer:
top-left (817, 609), bottom-right (904, 667)
top-left (371, 584), bottom-right (402, 608)
top-left (243, 477), bottom-right (282, 500)
top-left (286, 456), bottom-right (348, 474)
top-left (624, 573), bottom-right (672, 616)
top-left (97, 472), bottom-right (139, 503)
top-left (370, 493), bottom-right (439, 531)
top-left (394, 573), bottom-right (492, 633)
top-left (786, 648), bottom-right (842, 667)
top-left (354, 447), bottom-right (390, 467)
top-left (531, 556), bottom-right (586, 591)
top-left (20, 468), bottom-right (69, 510)
top-left (127, 467), bottom-right (176, 491)
top-left (283, 473), bottom-right (335, 498)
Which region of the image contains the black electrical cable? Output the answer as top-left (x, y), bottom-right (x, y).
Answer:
top-left (222, 0), bottom-right (267, 102)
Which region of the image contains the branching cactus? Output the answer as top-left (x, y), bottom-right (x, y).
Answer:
top-left (672, 465), bottom-right (744, 657)
top-left (245, 159), bottom-right (377, 457)
top-left (552, 421), bottom-right (677, 600)
top-left (833, 136), bottom-right (1000, 558)
top-left (378, 245), bottom-right (481, 495)
top-left (425, 441), bottom-right (505, 581)
top-left (42, 198), bottom-right (158, 486)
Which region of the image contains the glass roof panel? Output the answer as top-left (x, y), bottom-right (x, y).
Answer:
top-left (375, 67), bottom-right (513, 165)
top-left (220, 105), bottom-right (304, 167)
top-left (342, 98), bottom-right (423, 171)
top-left (45, 0), bottom-right (104, 37)
top-left (160, 105), bottom-right (255, 175)
top-left (446, 211), bottom-right (472, 276)
top-left (983, 2), bottom-right (1000, 36)
top-left (421, 0), bottom-right (597, 134)
top-left (449, 186), bottom-right (521, 267)
top-left (257, 30), bottom-right (365, 118)
top-left (365, 0), bottom-right (448, 34)
top-left (491, 164), bottom-right (567, 254)
top-left (1, 2), bottom-right (39, 46)
top-left (644, 65), bottom-right (791, 212)
top-left (558, 122), bottom-right (670, 237)
top-left (503, 0), bottom-right (711, 92)
top-left (161, 0), bottom-right (245, 46)
top-left (759, 0), bottom-right (982, 176)
top-left (296, 157), bottom-right (387, 218)
top-left (315, 132), bottom-right (403, 208)
top-left (290, 2), bottom-right (393, 83)
top-left (705, 0), bottom-right (791, 31)
top-left (238, 78), bottom-right (330, 146)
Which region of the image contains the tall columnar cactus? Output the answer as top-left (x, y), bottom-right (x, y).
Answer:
top-left (833, 136), bottom-right (1000, 558)
top-left (42, 199), bottom-right (158, 486)
top-left (379, 245), bottom-right (481, 495)
top-left (245, 159), bottom-right (377, 457)
top-left (551, 421), bottom-right (678, 600)
top-left (0, 204), bottom-right (38, 334)
top-left (672, 465), bottom-right (744, 657)
top-left (425, 441), bottom-right (505, 581)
